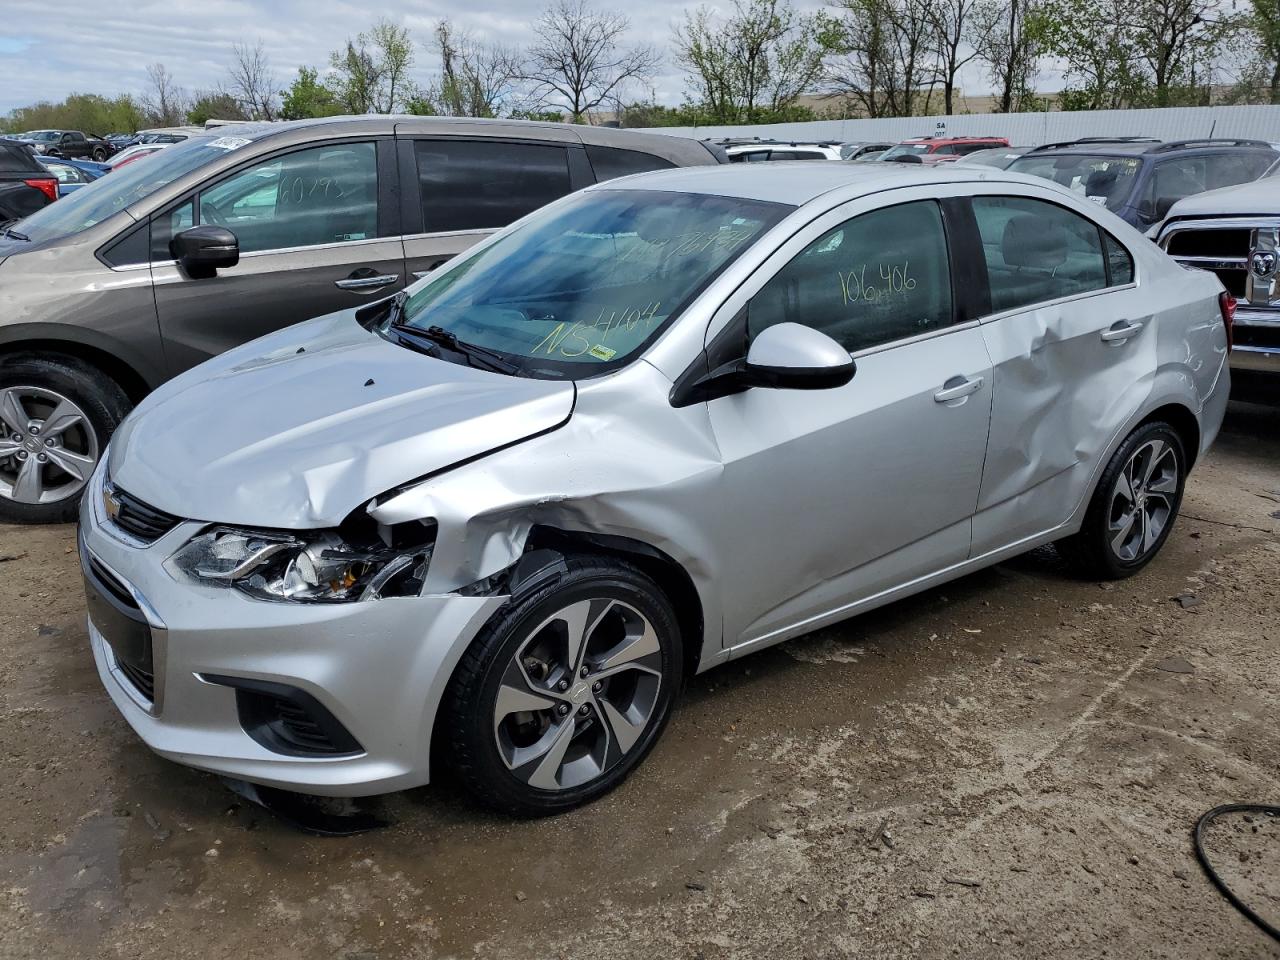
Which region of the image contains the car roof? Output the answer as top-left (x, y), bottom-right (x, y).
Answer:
top-left (588, 161), bottom-right (1052, 206)
top-left (1025, 137), bottom-right (1276, 158)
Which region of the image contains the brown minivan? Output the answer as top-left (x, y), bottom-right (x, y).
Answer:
top-left (0, 116), bottom-right (724, 522)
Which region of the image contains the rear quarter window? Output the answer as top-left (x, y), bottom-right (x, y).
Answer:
top-left (585, 145), bottom-right (674, 182)
top-left (0, 142), bottom-right (41, 173)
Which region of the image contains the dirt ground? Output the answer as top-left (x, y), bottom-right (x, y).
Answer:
top-left (1, 402), bottom-right (1278, 960)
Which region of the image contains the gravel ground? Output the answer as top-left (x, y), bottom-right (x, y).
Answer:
top-left (0, 402), bottom-right (1277, 960)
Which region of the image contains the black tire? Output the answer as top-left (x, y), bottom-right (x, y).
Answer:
top-left (91, 147), bottom-right (108, 162)
top-left (442, 555), bottom-right (683, 817)
top-left (0, 353), bottom-right (131, 524)
top-left (1057, 421), bottom-right (1187, 580)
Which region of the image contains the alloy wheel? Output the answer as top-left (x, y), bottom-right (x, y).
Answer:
top-left (0, 386), bottom-right (99, 506)
top-left (1107, 438), bottom-right (1179, 563)
top-left (493, 597), bottom-right (664, 791)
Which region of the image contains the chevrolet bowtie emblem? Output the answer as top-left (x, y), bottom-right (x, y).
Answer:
top-left (102, 481), bottom-right (122, 521)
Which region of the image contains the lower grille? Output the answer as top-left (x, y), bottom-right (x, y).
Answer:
top-left (204, 675), bottom-right (364, 757)
top-left (1236, 324), bottom-right (1280, 351)
top-left (117, 660), bottom-right (156, 701)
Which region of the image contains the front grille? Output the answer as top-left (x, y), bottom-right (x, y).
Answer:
top-left (83, 553), bottom-right (156, 703)
top-left (88, 555), bottom-right (136, 607)
top-left (1236, 324), bottom-right (1280, 351)
top-left (107, 483), bottom-right (181, 543)
top-left (1166, 228), bottom-right (1251, 258)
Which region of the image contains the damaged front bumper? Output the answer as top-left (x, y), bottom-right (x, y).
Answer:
top-left (79, 463), bottom-right (505, 797)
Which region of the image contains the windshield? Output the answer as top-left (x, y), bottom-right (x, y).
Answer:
top-left (881, 143), bottom-right (930, 159)
top-left (27, 131), bottom-right (60, 142)
top-left (13, 136), bottom-right (252, 243)
top-left (1008, 153), bottom-right (1143, 211)
top-left (393, 189), bottom-right (791, 379)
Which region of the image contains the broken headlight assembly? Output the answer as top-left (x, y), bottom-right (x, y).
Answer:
top-left (166, 520), bottom-right (435, 603)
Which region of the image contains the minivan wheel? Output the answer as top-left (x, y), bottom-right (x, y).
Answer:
top-left (0, 355), bottom-right (130, 524)
top-left (1058, 422), bottom-right (1186, 580)
top-left (442, 556), bottom-right (683, 816)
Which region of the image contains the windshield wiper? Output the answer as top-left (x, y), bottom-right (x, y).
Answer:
top-left (389, 322), bottom-right (521, 375)
top-left (0, 220), bottom-right (29, 241)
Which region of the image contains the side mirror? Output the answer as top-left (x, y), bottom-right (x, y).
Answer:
top-left (171, 225), bottom-right (239, 279)
top-left (1154, 196), bottom-right (1179, 221)
top-left (743, 323), bottom-right (856, 390)
top-left (673, 322), bottom-right (856, 405)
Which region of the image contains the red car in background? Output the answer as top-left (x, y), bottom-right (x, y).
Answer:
top-left (880, 136), bottom-right (1011, 165)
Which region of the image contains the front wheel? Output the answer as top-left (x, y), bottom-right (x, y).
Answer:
top-left (0, 355), bottom-right (131, 524)
top-left (91, 147), bottom-right (108, 161)
top-left (1058, 422), bottom-right (1187, 579)
top-left (442, 556), bottom-right (683, 816)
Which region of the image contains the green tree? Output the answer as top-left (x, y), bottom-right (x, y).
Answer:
top-left (1033, 0), bottom-right (1151, 109)
top-left (1, 93), bottom-right (145, 135)
top-left (327, 18), bottom-right (416, 113)
top-left (280, 67), bottom-right (344, 120)
top-left (187, 92), bottom-right (247, 126)
top-left (675, 0), bottom-right (827, 124)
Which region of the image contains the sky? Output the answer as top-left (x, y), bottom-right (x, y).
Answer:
top-left (0, 0), bottom-right (1017, 116)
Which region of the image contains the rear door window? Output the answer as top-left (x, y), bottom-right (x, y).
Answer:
top-left (585, 145), bottom-right (674, 182)
top-left (414, 139), bottom-right (571, 233)
top-left (972, 196), bottom-right (1109, 313)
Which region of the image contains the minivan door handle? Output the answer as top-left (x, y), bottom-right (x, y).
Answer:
top-left (934, 375), bottom-right (985, 403)
top-left (335, 271), bottom-right (399, 291)
top-left (1100, 320), bottom-right (1144, 343)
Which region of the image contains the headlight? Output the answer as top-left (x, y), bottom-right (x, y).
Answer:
top-left (167, 523), bottom-right (434, 603)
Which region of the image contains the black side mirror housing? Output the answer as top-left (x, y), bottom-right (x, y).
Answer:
top-left (1154, 196), bottom-right (1179, 221)
top-left (171, 225), bottom-right (239, 279)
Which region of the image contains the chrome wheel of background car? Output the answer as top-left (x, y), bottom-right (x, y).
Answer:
top-left (0, 386), bottom-right (98, 505)
top-left (1107, 438), bottom-right (1179, 563)
top-left (493, 598), bottom-right (663, 791)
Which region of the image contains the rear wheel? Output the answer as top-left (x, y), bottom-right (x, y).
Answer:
top-left (442, 556), bottom-right (683, 816)
top-left (91, 147), bottom-right (108, 161)
top-left (1058, 422), bottom-right (1186, 579)
top-left (0, 355), bottom-right (131, 524)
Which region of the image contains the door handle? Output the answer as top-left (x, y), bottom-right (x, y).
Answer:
top-left (412, 258), bottom-right (451, 279)
top-left (934, 375), bottom-right (985, 403)
top-left (334, 273), bottom-right (399, 291)
top-left (1100, 320), bottom-right (1144, 343)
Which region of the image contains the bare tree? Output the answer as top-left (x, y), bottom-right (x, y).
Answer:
top-left (522, 0), bottom-right (658, 122)
top-left (825, 0), bottom-right (940, 118)
top-left (229, 40), bottom-right (278, 120)
top-left (142, 62), bottom-right (187, 126)
top-left (929, 0), bottom-right (979, 113)
top-left (676, 0), bottom-right (827, 123)
top-left (431, 20), bottom-right (525, 117)
top-left (973, 0), bottom-right (1042, 112)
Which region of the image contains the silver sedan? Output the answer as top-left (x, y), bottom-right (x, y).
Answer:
top-left (80, 163), bottom-right (1231, 815)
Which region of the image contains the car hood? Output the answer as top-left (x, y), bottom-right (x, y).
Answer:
top-left (108, 311), bottom-right (576, 528)
top-left (1163, 177), bottom-right (1280, 221)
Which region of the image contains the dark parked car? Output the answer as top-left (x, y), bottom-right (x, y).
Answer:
top-left (16, 130), bottom-right (115, 161)
top-left (1008, 137), bottom-right (1277, 229)
top-left (38, 157), bottom-right (105, 194)
top-left (0, 115), bottom-right (724, 522)
top-left (0, 140), bottom-right (58, 224)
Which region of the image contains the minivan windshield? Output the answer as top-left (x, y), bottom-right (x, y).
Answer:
top-left (1008, 153), bottom-right (1143, 212)
top-left (12, 135), bottom-right (254, 244)
top-left (393, 189), bottom-right (791, 379)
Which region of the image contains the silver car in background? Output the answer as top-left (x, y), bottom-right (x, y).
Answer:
top-left (80, 163), bottom-right (1231, 816)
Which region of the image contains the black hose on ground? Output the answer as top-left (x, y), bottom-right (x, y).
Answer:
top-left (1193, 803), bottom-right (1280, 942)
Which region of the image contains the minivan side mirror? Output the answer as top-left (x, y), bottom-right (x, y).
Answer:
top-left (171, 225), bottom-right (239, 279)
top-left (743, 323), bottom-right (857, 390)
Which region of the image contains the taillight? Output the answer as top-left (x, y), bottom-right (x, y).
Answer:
top-left (1218, 291), bottom-right (1236, 352)
top-left (23, 177), bottom-right (58, 202)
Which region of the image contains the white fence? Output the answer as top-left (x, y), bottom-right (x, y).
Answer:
top-left (637, 104), bottom-right (1280, 147)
